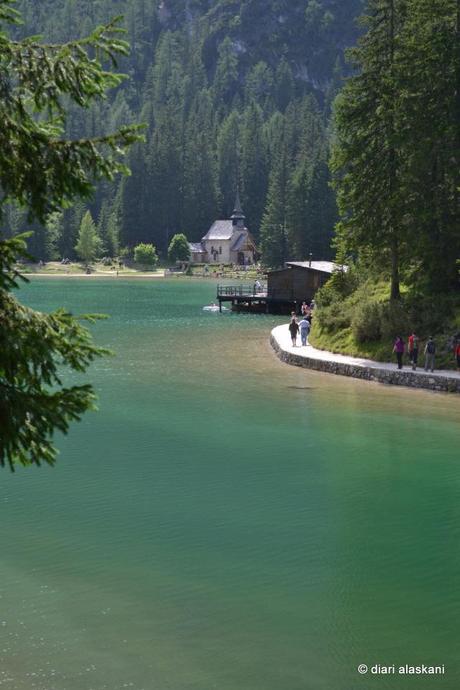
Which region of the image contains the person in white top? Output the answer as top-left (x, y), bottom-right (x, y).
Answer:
top-left (299, 317), bottom-right (311, 346)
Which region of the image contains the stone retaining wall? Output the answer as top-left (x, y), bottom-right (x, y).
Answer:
top-left (270, 334), bottom-right (460, 394)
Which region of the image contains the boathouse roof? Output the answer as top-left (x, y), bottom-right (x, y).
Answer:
top-left (285, 261), bottom-right (348, 274)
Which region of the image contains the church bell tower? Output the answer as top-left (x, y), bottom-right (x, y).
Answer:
top-left (230, 189), bottom-right (245, 230)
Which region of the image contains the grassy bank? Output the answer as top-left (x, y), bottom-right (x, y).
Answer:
top-left (182, 264), bottom-right (264, 280)
top-left (18, 261), bottom-right (164, 276)
top-left (18, 261), bottom-right (265, 281)
top-left (310, 277), bottom-right (460, 370)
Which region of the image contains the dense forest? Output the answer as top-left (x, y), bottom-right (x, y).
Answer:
top-left (4, 0), bottom-right (365, 263)
top-left (314, 0), bottom-right (459, 360)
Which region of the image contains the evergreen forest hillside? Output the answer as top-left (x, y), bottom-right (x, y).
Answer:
top-left (313, 0), bottom-right (459, 363)
top-left (6, 0), bottom-right (365, 263)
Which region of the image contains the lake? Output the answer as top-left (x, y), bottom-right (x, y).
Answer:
top-left (2, 278), bottom-right (460, 689)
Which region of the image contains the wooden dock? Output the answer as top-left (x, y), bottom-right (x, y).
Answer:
top-left (216, 285), bottom-right (299, 314)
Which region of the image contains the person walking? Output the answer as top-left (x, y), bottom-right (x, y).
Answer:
top-left (424, 336), bottom-right (436, 372)
top-left (393, 336), bottom-right (405, 369)
top-left (455, 340), bottom-right (460, 372)
top-left (408, 331), bottom-right (419, 371)
top-left (299, 316), bottom-right (311, 346)
top-left (288, 316), bottom-right (299, 346)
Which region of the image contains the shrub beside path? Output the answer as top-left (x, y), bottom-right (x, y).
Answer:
top-left (270, 325), bottom-right (460, 394)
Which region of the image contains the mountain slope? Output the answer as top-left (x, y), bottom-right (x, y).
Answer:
top-left (9, 0), bottom-right (364, 263)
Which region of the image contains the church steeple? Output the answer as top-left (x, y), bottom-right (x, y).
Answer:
top-left (231, 188), bottom-right (245, 228)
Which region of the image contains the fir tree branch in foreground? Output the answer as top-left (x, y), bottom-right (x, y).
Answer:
top-left (0, 235), bottom-right (111, 471)
top-left (0, 0), bottom-right (143, 469)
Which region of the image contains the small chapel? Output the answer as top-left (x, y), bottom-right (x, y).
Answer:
top-left (189, 192), bottom-right (258, 265)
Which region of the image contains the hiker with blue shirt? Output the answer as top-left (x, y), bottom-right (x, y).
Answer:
top-left (299, 316), bottom-right (311, 346)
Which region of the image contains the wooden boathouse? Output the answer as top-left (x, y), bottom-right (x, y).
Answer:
top-left (216, 261), bottom-right (346, 313)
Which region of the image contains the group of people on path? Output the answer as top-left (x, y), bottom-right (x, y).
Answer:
top-left (288, 305), bottom-right (460, 374)
top-left (393, 333), bottom-right (438, 372)
top-left (289, 314), bottom-right (311, 347)
top-left (288, 302), bottom-right (315, 347)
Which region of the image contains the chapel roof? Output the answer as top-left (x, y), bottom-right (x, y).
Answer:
top-left (189, 242), bottom-right (206, 253)
top-left (230, 188), bottom-right (245, 220)
top-left (230, 233), bottom-right (247, 252)
top-left (202, 220), bottom-right (235, 240)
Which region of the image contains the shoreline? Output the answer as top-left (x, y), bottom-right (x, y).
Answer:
top-left (270, 325), bottom-right (460, 394)
top-left (21, 272), bottom-right (240, 280)
top-left (22, 272), bottom-right (166, 279)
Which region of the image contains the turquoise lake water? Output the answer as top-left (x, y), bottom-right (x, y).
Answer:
top-left (2, 278), bottom-right (460, 690)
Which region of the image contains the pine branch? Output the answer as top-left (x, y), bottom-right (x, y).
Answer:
top-left (1, 17), bottom-right (131, 111)
top-left (0, 0), bottom-right (21, 28)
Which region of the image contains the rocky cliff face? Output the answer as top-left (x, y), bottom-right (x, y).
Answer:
top-left (159, 0), bottom-right (364, 89)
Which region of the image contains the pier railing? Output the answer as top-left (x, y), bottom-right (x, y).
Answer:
top-left (217, 285), bottom-right (299, 300)
top-left (217, 284), bottom-right (269, 297)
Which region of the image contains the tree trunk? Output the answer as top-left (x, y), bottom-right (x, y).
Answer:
top-left (388, 0), bottom-right (400, 301)
top-left (390, 236), bottom-right (400, 300)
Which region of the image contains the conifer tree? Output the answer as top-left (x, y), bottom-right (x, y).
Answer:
top-left (151, 31), bottom-right (183, 107)
top-left (97, 199), bottom-right (110, 254)
top-left (5, 205), bottom-right (25, 238)
top-left (216, 112), bottom-right (240, 218)
top-left (274, 58), bottom-right (294, 112)
top-left (182, 91), bottom-right (218, 239)
top-left (106, 211), bottom-right (121, 258)
top-left (59, 200), bottom-right (85, 260)
top-left (396, 0), bottom-right (460, 291)
top-left (45, 212), bottom-right (64, 261)
top-left (148, 104), bottom-right (184, 251)
top-left (245, 61), bottom-right (274, 113)
top-left (119, 142), bottom-right (151, 247)
top-left (285, 96), bottom-right (336, 258)
top-left (288, 151), bottom-right (336, 259)
top-left (240, 102), bottom-right (268, 235)
top-left (331, 0), bottom-right (406, 299)
top-left (75, 211), bottom-right (102, 266)
top-left (260, 127), bottom-right (289, 267)
top-left (213, 36), bottom-right (239, 106)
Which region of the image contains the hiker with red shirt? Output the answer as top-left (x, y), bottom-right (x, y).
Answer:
top-left (455, 340), bottom-right (460, 371)
top-left (393, 336), bottom-right (405, 370)
top-left (408, 331), bottom-right (419, 371)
